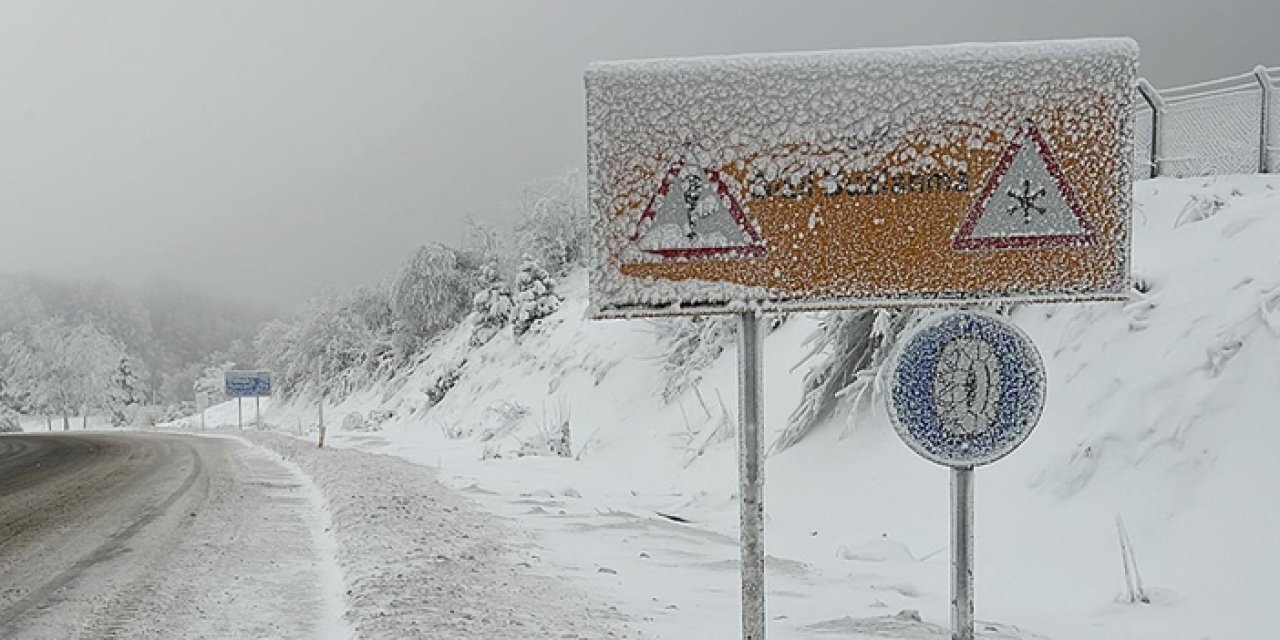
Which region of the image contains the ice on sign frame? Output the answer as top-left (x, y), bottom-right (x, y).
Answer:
top-left (585, 39), bottom-right (1138, 318)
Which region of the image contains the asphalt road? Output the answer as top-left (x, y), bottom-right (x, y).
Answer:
top-left (0, 432), bottom-right (339, 639)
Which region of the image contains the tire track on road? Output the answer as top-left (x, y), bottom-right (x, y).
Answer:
top-left (0, 439), bottom-right (204, 629)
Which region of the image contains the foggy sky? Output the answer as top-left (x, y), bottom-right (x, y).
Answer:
top-left (1, 0), bottom-right (1275, 310)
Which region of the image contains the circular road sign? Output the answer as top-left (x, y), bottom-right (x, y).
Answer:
top-left (886, 311), bottom-right (1046, 468)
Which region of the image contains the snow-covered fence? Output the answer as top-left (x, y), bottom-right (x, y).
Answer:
top-left (1135, 66), bottom-right (1277, 179)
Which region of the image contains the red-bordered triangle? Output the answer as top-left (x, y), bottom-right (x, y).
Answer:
top-left (630, 154), bottom-right (766, 260)
top-left (952, 122), bottom-right (1098, 250)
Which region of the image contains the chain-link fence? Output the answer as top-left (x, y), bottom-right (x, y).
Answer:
top-left (1134, 66), bottom-right (1277, 180)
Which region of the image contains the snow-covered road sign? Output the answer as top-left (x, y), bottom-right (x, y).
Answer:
top-left (225, 370), bottom-right (272, 398)
top-left (886, 312), bottom-right (1045, 468)
top-left (586, 39), bottom-right (1137, 318)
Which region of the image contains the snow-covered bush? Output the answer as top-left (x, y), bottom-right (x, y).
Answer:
top-left (772, 310), bottom-right (914, 452)
top-left (0, 406), bottom-right (21, 432)
top-left (653, 316), bottom-right (736, 404)
top-left (161, 402), bottom-right (195, 423)
top-left (479, 400), bottom-right (530, 442)
top-left (437, 419), bottom-right (466, 440)
top-left (367, 408), bottom-right (395, 429)
top-left (470, 264), bottom-right (513, 346)
top-left (512, 255), bottom-right (560, 336)
top-left (132, 405), bottom-right (161, 428)
top-left (516, 419), bottom-right (573, 459)
top-left (425, 359), bottom-right (466, 406)
top-left (342, 412), bottom-right (369, 432)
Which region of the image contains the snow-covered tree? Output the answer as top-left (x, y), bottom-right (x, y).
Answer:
top-left (0, 272), bottom-right (266, 405)
top-left (0, 320), bottom-right (123, 429)
top-left (192, 361), bottom-right (232, 406)
top-left (470, 263), bottom-right (513, 346)
top-left (771, 310), bottom-right (914, 452)
top-left (389, 243), bottom-right (481, 356)
top-left (64, 324), bottom-right (127, 428)
top-left (251, 283), bottom-right (401, 400)
top-left (106, 355), bottom-right (145, 426)
top-left (461, 217), bottom-right (514, 278)
top-left (654, 316), bottom-right (736, 405)
top-left (512, 255), bottom-right (560, 336)
top-left (513, 169), bottom-right (587, 277)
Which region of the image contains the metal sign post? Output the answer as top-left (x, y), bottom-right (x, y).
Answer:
top-left (237, 398), bottom-right (243, 430)
top-left (737, 311), bottom-right (765, 640)
top-left (255, 396), bottom-right (261, 430)
top-left (886, 311), bottom-right (1045, 640)
top-left (951, 466), bottom-right (975, 640)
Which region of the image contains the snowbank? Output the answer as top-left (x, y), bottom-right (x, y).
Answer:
top-left (242, 431), bottom-right (643, 640)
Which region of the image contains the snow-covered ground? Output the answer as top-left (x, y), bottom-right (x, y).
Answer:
top-left (199, 174), bottom-right (1280, 639)
top-left (237, 431), bottom-right (644, 639)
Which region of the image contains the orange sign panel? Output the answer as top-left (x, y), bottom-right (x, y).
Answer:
top-left (586, 39), bottom-right (1138, 317)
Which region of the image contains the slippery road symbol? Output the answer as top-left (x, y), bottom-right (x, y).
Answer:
top-left (631, 155), bottom-right (765, 260)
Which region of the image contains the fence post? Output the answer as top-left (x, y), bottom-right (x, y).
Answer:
top-left (1255, 66), bottom-right (1273, 174)
top-left (1137, 79), bottom-right (1164, 178)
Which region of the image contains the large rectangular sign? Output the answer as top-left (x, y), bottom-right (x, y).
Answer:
top-left (224, 370), bottom-right (272, 398)
top-left (585, 39), bottom-right (1137, 317)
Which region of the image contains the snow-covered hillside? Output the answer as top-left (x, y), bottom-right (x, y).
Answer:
top-left (229, 174), bottom-right (1279, 639)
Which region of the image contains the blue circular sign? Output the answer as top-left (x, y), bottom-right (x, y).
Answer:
top-left (886, 311), bottom-right (1045, 468)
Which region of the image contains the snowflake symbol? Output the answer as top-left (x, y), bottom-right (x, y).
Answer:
top-left (1006, 178), bottom-right (1047, 224)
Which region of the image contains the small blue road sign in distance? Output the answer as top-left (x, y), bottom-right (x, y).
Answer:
top-left (886, 311), bottom-right (1045, 468)
top-left (224, 370), bottom-right (273, 398)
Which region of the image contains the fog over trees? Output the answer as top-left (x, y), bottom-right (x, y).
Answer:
top-left (0, 274), bottom-right (266, 427)
top-left (0, 170), bottom-right (589, 427)
top-left (254, 169), bottom-right (585, 404)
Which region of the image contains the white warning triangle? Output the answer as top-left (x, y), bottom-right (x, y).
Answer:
top-left (953, 123), bottom-right (1097, 250)
top-left (631, 155), bottom-right (765, 259)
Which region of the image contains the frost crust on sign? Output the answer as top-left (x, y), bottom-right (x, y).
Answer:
top-left (585, 38), bottom-right (1138, 317)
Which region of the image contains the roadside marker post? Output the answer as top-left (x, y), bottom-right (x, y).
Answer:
top-left (585, 38), bottom-right (1135, 639)
top-left (318, 397), bottom-right (325, 449)
top-left (195, 392), bottom-right (209, 431)
top-left (316, 361), bottom-right (326, 449)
